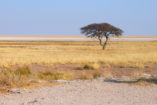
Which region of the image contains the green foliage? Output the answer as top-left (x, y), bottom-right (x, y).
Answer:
top-left (93, 72), bottom-right (101, 79)
top-left (119, 65), bottom-right (125, 68)
top-left (83, 65), bottom-right (94, 70)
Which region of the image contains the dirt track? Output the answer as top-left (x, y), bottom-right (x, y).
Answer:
top-left (0, 78), bottom-right (157, 105)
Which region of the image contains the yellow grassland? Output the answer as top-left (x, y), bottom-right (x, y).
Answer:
top-left (0, 41), bottom-right (157, 90)
top-left (0, 41), bottom-right (156, 68)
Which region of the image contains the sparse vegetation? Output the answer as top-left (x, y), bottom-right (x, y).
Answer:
top-left (38, 71), bottom-right (75, 80)
top-left (104, 70), bottom-right (112, 78)
top-left (38, 71), bottom-right (55, 80)
top-left (0, 67), bottom-right (75, 91)
top-left (0, 41), bottom-right (156, 68)
top-left (76, 63), bottom-right (100, 70)
top-left (0, 41), bottom-right (157, 91)
top-left (78, 74), bottom-right (89, 80)
top-left (91, 63), bottom-right (100, 70)
top-left (83, 65), bottom-right (94, 70)
top-left (15, 67), bottom-right (31, 76)
top-left (0, 67), bottom-right (31, 91)
top-left (93, 72), bottom-right (101, 79)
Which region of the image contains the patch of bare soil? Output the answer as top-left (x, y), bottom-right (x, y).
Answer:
top-left (0, 78), bottom-right (157, 105)
top-left (27, 63), bottom-right (157, 77)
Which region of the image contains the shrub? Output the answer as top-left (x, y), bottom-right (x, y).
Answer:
top-left (76, 67), bottom-right (83, 70)
top-left (0, 68), bottom-right (30, 91)
top-left (38, 71), bottom-right (75, 80)
top-left (15, 67), bottom-right (31, 76)
top-left (93, 72), bottom-right (101, 79)
top-left (76, 63), bottom-right (100, 70)
top-left (83, 63), bottom-right (100, 70)
top-left (119, 65), bottom-right (125, 68)
top-left (38, 71), bottom-right (55, 80)
top-left (83, 65), bottom-right (93, 70)
top-left (54, 72), bottom-right (64, 80)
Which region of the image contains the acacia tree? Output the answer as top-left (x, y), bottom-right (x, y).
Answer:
top-left (81, 23), bottom-right (123, 50)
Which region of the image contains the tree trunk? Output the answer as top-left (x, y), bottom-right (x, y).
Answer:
top-left (98, 38), bottom-right (103, 46)
top-left (102, 37), bottom-right (109, 50)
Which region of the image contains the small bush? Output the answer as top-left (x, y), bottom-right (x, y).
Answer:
top-left (38, 71), bottom-right (75, 80)
top-left (55, 72), bottom-right (64, 80)
top-left (15, 67), bottom-right (31, 76)
top-left (119, 65), bottom-right (125, 68)
top-left (93, 72), bottom-right (101, 79)
top-left (38, 71), bottom-right (55, 80)
top-left (0, 68), bottom-right (30, 91)
top-left (41, 71), bottom-right (53, 76)
top-left (76, 67), bottom-right (83, 70)
top-left (83, 65), bottom-right (93, 70)
top-left (76, 63), bottom-right (100, 70)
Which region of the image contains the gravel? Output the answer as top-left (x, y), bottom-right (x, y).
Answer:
top-left (0, 78), bottom-right (157, 105)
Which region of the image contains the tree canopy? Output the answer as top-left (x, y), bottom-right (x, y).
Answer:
top-left (81, 23), bottom-right (123, 37)
top-left (81, 23), bottom-right (123, 50)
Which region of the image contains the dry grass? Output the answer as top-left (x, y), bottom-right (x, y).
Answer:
top-left (38, 71), bottom-right (75, 80)
top-left (0, 67), bottom-right (75, 91)
top-left (0, 67), bottom-right (31, 91)
top-left (0, 41), bottom-right (157, 90)
top-left (103, 70), bottom-right (113, 78)
top-left (93, 72), bottom-right (101, 79)
top-left (76, 63), bottom-right (100, 70)
top-left (0, 41), bottom-right (157, 68)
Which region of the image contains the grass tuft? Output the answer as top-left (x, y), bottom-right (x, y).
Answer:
top-left (78, 74), bottom-right (88, 80)
top-left (77, 63), bottom-right (100, 70)
top-left (93, 72), bottom-right (101, 79)
top-left (15, 67), bottom-right (31, 76)
top-left (0, 67), bottom-right (31, 91)
top-left (38, 71), bottom-right (74, 80)
top-left (83, 65), bottom-right (93, 70)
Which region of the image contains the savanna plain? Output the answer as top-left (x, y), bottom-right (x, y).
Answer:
top-left (0, 40), bottom-right (157, 105)
top-left (0, 41), bottom-right (157, 91)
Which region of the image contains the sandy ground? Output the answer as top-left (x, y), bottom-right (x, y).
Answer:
top-left (0, 35), bottom-right (157, 41)
top-left (0, 78), bottom-right (157, 105)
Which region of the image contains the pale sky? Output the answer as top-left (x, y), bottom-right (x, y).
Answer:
top-left (0, 0), bottom-right (157, 35)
